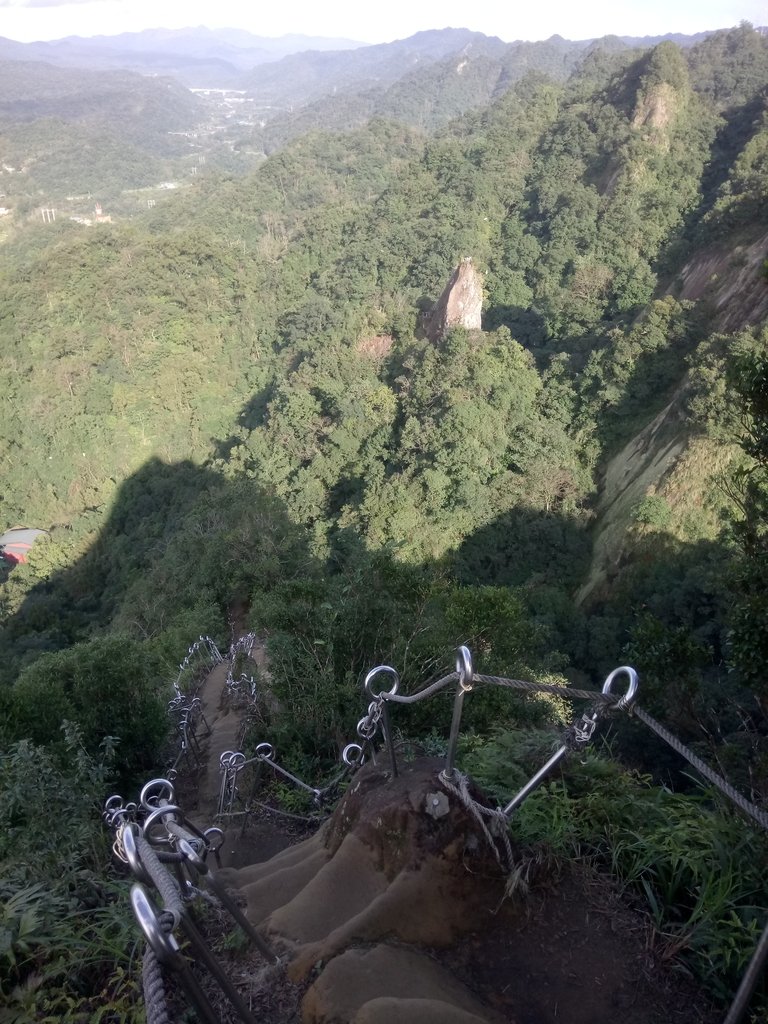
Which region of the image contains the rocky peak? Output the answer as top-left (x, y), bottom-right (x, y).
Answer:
top-left (425, 257), bottom-right (483, 342)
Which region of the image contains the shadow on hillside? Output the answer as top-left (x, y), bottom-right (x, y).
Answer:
top-left (2, 447), bottom-right (761, 827)
top-left (483, 303), bottom-right (549, 349)
top-left (2, 450), bottom-right (605, 700)
top-left (0, 457), bottom-right (313, 680)
top-left (452, 505), bottom-right (592, 590)
top-left (667, 94), bottom-right (768, 263)
top-left (237, 385), bottom-right (275, 431)
top-left (1, 451), bottom-right (741, 766)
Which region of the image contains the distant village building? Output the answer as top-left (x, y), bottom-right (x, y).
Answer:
top-left (69, 203), bottom-right (112, 227)
top-left (0, 527), bottom-right (48, 565)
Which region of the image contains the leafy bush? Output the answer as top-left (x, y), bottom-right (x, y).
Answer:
top-left (11, 635), bottom-right (168, 780)
top-left (0, 726), bottom-right (142, 1022)
top-left (632, 494), bottom-right (673, 529)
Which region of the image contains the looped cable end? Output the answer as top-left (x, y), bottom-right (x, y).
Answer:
top-left (601, 666), bottom-right (639, 712)
top-left (455, 645), bottom-right (474, 692)
top-left (364, 664), bottom-right (400, 700)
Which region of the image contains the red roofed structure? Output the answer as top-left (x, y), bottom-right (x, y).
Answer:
top-left (0, 528), bottom-right (48, 564)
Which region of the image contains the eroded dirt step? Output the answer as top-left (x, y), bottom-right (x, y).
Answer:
top-left (177, 657), bottom-right (718, 1024)
top-left (218, 758), bottom-right (718, 1024)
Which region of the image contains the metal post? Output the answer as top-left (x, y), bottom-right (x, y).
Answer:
top-left (179, 912), bottom-right (257, 1024)
top-left (502, 745), bottom-right (570, 816)
top-left (364, 665), bottom-right (401, 778)
top-left (380, 703), bottom-right (398, 778)
top-left (444, 646), bottom-right (474, 780)
top-left (177, 840), bottom-right (279, 964)
top-left (131, 884), bottom-right (221, 1024)
top-left (723, 915), bottom-right (768, 1024)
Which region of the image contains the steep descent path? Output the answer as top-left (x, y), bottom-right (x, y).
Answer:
top-left (177, 635), bottom-right (301, 869)
top-left (197, 659), bottom-right (239, 821)
top-left (212, 757), bottom-right (717, 1024)
top-left (166, 647), bottom-right (718, 1024)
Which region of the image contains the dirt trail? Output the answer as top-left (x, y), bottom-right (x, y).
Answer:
top-left (178, 652), bottom-right (718, 1024)
top-left (196, 660), bottom-right (240, 821)
top-left (182, 638), bottom-right (301, 869)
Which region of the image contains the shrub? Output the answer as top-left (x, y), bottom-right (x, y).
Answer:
top-left (11, 635), bottom-right (168, 779)
top-left (0, 726), bottom-right (143, 1022)
top-left (632, 494), bottom-right (672, 529)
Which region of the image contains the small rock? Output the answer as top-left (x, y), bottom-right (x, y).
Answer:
top-left (425, 791), bottom-right (450, 819)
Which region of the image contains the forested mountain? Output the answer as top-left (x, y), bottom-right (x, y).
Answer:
top-left (241, 28), bottom-right (509, 105)
top-left (0, 60), bottom-right (202, 130)
top-left (1, 22), bottom-right (768, 1022)
top-left (1, 26), bottom-right (757, 207)
top-left (0, 61), bottom-right (207, 203)
top-left (257, 35), bottom-right (589, 150)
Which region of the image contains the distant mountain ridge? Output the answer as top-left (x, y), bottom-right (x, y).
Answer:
top-left (0, 60), bottom-right (202, 132)
top-left (242, 28), bottom-right (509, 106)
top-left (0, 24), bottom-right (753, 91)
top-left (256, 35), bottom-right (587, 150)
top-left (0, 27), bottom-right (365, 87)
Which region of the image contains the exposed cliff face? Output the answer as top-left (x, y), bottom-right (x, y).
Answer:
top-left (579, 230), bottom-right (767, 606)
top-left (632, 81), bottom-right (678, 133)
top-left (576, 396), bottom-right (688, 606)
top-left (425, 258), bottom-right (483, 342)
top-left (676, 228), bottom-right (768, 332)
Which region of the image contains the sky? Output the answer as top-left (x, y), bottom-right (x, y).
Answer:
top-left (0, 0), bottom-right (764, 45)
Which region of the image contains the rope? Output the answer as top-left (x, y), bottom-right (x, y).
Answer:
top-left (380, 672), bottom-right (459, 704)
top-left (631, 706), bottom-right (768, 832)
top-left (142, 944), bottom-right (171, 1024)
top-left (380, 670), bottom-right (616, 707)
top-left (438, 770), bottom-right (514, 871)
top-left (245, 798), bottom-right (328, 824)
top-left (474, 673), bottom-right (613, 704)
top-left (136, 834), bottom-right (185, 927)
top-left (474, 671), bottom-right (768, 831)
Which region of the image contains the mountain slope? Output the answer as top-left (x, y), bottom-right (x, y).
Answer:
top-left (0, 60), bottom-right (203, 141)
top-left (258, 36), bottom-right (588, 151)
top-left (241, 28), bottom-right (508, 106)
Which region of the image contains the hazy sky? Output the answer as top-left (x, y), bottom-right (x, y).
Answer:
top-left (0, 0), bottom-right (763, 44)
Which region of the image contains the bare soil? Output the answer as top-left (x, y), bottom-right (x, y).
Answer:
top-left (205, 813), bottom-right (718, 1024)
top-left (436, 865), bottom-right (717, 1024)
